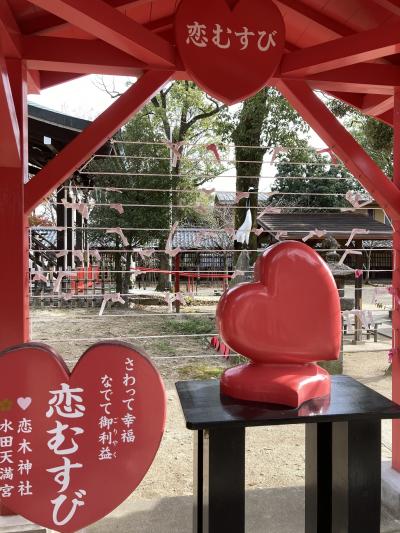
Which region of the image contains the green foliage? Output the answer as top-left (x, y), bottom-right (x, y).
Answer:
top-left (272, 140), bottom-right (361, 210)
top-left (326, 96), bottom-right (393, 176)
top-left (151, 339), bottom-right (175, 355)
top-left (86, 82), bottom-right (230, 251)
top-left (162, 316), bottom-right (215, 335)
top-left (178, 364), bottom-right (225, 380)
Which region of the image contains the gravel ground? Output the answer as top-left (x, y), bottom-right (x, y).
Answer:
top-left (30, 304), bottom-right (394, 499)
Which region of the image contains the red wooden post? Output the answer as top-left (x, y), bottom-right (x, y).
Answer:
top-left (392, 88), bottom-right (400, 471)
top-left (0, 59), bottom-right (29, 352)
top-left (0, 58), bottom-right (29, 516)
top-left (174, 253), bottom-right (181, 314)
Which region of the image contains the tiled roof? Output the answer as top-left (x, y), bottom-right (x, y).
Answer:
top-left (172, 228), bottom-right (233, 250)
top-left (258, 213), bottom-right (392, 241)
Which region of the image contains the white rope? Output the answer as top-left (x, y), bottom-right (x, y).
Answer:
top-left (30, 226), bottom-right (392, 234)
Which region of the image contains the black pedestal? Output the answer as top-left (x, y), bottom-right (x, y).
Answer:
top-left (176, 376), bottom-right (400, 533)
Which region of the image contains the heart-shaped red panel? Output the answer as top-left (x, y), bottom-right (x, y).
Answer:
top-left (175, 0), bottom-right (285, 105)
top-left (217, 241), bottom-right (341, 364)
top-left (0, 342), bottom-right (165, 533)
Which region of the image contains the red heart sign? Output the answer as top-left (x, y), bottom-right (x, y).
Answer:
top-left (175, 0), bottom-right (286, 105)
top-left (217, 241), bottom-right (341, 364)
top-left (0, 342), bottom-right (166, 532)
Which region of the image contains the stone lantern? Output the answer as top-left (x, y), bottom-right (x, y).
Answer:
top-left (321, 236), bottom-right (355, 310)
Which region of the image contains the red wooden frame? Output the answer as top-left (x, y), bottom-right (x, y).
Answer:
top-left (2, 0), bottom-right (400, 477)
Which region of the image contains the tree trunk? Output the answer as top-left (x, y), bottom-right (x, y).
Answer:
top-left (156, 247), bottom-right (171, 292)
top-left (232, 89), bottom-right (269, 266)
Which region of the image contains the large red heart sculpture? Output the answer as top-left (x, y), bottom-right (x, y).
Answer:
top-left (217, 241), bottom-right (341, 406)
top-left (0, 342), bottom-right (165, 533)
top-left (175, 0), bottom-right (286, 105)
top-left (217, 241), bottom-right (341, 364)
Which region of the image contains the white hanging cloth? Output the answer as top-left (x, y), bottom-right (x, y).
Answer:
top-left (235, 208), bottom-right (253, 245)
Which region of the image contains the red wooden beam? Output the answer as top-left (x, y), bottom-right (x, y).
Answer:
top-left (0, 0), bottom-right (22, 58)
top-left (21, 0), bottom-right (153, 35)
top-left (25, 0), bottom-right (177, 68)
top-left (27, 69), bottom-right (41, 94)
top-left (0, 54), bottom-right (21, 167)
top-left (280, 19), bottom-right (400, 77)
top-left (362, 94), bottom-right (394, 115)
top-left (39, 72), bottom-right (84, 90)
top-left (24, 69), bottom-right (173, 214)
top-left (371, 0), bottom-right (400, 16)
top-left (277, 79), bottom-right (400, 219)
top-left (392, 87), bottom-right (400, 471)
top-left (323, 91), bottom-right (394, 125)
top-left (277, 0), bottom-right (353, 37)
top-left (301, 63), bottom-right (400, 95)
top-left (377, 108), bottom-right (394, 125)
top-left (23, 36), bottom-right (147, 76)
top-left (0, 59), bottom-right (29, 352)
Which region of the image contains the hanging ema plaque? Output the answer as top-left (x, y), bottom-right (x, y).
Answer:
top-left (0, 342), bottom-right (166, 532)
top-left (175, 0), bottom-right (286, 105)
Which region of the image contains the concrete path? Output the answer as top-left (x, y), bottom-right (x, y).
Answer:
top-left (81, 488), bottom-right (400, 533)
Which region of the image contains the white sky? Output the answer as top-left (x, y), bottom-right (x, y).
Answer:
top-left (28, 75), bottom-right (327, 192)
top-left (28, 75), bottom-right (134, 120)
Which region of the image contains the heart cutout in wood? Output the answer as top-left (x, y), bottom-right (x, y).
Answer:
top-left (217, 241), bottom-right (341, 364)
top-left (0, 342), bottom-right (166, 533)
top-left (175, 0), bottom-right (286, 105)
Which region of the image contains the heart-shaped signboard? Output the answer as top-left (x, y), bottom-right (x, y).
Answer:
top-left (217, 241), bottom-right (341, 364)
top-left (175, 0), bottom-right (286, 105)
top-left (0, 342), bottom-right (166, 532)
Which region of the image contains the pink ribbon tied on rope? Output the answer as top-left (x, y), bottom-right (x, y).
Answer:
top-left (61, 199), bottom-right (90, 220)
top-left (60, 293), bottom-right (73, 302)
top-left (270, 146), bottom-right (288, 163)
top-left (388, 286), bottom-right (400, 306)
top-left (165, 222), bottom-right (182, 258)
top-left (163, 140), bottom-right (185, 167)
top-left (224, 226), bottom-right (236, 237)
top-left (90, 250), bottom-right (101, 262)
top-left (274, 231), bottom-right (288, 241)
top-left (110, 204), bottom-right (124, 215)
top-left (345, 191), bottom-right (371, 209)
top-left (74, 251), bottom-right (84, 262)
top-left (130, 269), bottom-right (144, 281)
top-left (235, 191), bottom-right (250, 204)
top-left (231, 270), bottom-right (245, 280)
top-left (194, 204), bottom-right (210, 216)
top-left (55, 251), bottom-right (68, 259)
top-left (316, 147), bottom-right (339, 165)
top-left (53, 272), bottom-right (75, 294)
top-left (99, 293), bottom-right (126, 316)
top-left (164, 292), bottom-right (186, 310)
top-left (32, 271), bottom-right (47, 283)
top-left (257, 207), bottom-right (282, 219)
top-left (136, 248), bottom-right (156, 260)
top-left (106, 227), bottom-right (129, 247)
top-left (200, 187), bottom-right (216, 196)
top-left (302, 229), bottom-right (327, 243)
top-left (206, 144), bottom-right (222, 163)
top-left (345, 228), bottom-right (369, 247)
top-left (338, 250), bottom-right (362, 266)
top-left (194, 230), bottom-right (208, 247)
